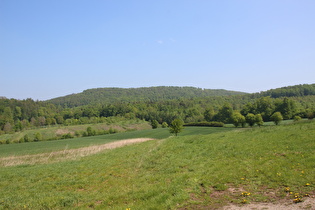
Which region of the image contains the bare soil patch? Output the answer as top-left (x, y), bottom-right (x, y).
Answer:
top-left (0, 138), bottom-right (155, 167)
top-left (222, 197), bottom-right (315, 209)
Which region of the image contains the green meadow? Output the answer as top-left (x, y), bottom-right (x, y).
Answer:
top-left (0, 121), bottom-right (314, 209)
top-left (0, 118), bottom-right (151, 144)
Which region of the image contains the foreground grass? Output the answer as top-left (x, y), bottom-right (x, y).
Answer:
top-left (0, 121), bottom-right (314, 209)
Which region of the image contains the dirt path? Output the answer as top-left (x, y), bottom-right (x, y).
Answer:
top-left (0, 138), bottom-right (155, 167)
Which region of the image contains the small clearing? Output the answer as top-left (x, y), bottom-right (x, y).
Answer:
top-left (0, 138), bottom-right (155, 167)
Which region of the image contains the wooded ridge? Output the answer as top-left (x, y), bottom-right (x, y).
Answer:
top-left (0, 84), bottom-right (314, 136)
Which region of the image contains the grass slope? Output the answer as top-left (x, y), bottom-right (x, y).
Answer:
top-left (0, 121), bottom-right (314, 209)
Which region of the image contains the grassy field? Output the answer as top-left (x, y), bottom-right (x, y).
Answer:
top-left (0, 118), bottom-right (150, 144)
top-left (0, 126), bottom-right (233, 157)
top-left (0, 121), bottom-right (314, 209)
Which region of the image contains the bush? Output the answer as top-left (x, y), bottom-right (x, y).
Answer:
top-left (74, 131), bottom-right (81, 137)
top-left (34, 132), bottom-right (42, 142)
top-left (307, 111), bottom-right (314, 120)
top-left (294, 116), bottom-right (302, 122)
top-left (23, 134), bottom-right (30, 142)
top-left (86, 127), bottom-right (96, 136)
top-left (107, 127), bottom-right (118, 134)
top-left (150, 120), bottom-right (159, 129)
top-left (161, 122), bottom-right (168, 128)
top-left (184, 121), bottom-right (224, 127)
top-left (61, 133), bottom-right (74, 139)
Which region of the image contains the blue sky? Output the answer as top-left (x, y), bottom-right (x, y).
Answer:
top-left (1, 0), bottom-right (315, 100)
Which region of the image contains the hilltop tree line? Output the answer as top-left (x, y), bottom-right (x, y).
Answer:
top-left (257, 84), bottom-right (315, 98)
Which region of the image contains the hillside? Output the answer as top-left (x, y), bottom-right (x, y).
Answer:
top-left (254, 83), bottom-right (315, 98)
top-left (47, 86), bottom-right (247, 107)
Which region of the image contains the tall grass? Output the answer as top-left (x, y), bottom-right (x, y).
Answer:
top-left (0, 121), bottom-right (314, 209)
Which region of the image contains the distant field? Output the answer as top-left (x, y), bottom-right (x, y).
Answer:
top-left (0, 118), bottom-right (150, 144)
top-left (0, 121), bottom-right (314, 209)
top-left (0, 126), bottom-right (234, 157)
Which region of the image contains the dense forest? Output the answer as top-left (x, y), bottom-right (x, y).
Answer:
top-left (257, 84), bottom-right (315, 98)
top-left (0, 84), bottom-right (314, 134)
top-left (48, 86), bottom-right (247, 107)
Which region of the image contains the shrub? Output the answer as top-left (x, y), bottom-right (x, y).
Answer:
top-left (150, 120), bottom-right (159, 129)
top-left (87, 127), bottom-right (96, 136)
top-left (24, 134), bottom-right (30, 142)
top-left (34, 132), bottom-right (42, 142)
top-left (294, 116), bottom-right (302, 122)
top-left (74, 131), bottom-right (81, 137)
top-left (108, 127), bottom-right (118, 134)
top-left (61, 133), bottom-right (74, 139)
top-left (161, 122), bottom-right (168, 128)
top-left (307, 111), bottom-right (314, 120)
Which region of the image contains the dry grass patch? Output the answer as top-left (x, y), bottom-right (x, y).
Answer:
top-left (0, 138), bottom-right (155, 167)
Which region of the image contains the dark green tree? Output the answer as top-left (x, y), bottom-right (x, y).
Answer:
top-left (255, 97), bottom-right (275, 121)
top-left (275, 97), bottom-right (297, 119)
top-left (204, 107), bottom-right (215, 122)
top-left (14, 106), bottom-right (22, 121)
top-left (150, 120), bottom-right (159, 129)
top-left (169, 119), bottom-right (184, 136)
top-left (214, 103), bottom-right (233, 123)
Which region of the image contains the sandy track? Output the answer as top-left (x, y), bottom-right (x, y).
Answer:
top-left (0, 138), bottom-right (155, 167)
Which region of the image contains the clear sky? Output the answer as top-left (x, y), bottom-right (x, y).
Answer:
top-left (1, 0), bottom-right (315, 100)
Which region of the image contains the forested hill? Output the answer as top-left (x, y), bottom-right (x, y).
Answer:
top-left (47, 86), bottom-right (247, 107)
top-left (256, 84), bottom-right (315, 98)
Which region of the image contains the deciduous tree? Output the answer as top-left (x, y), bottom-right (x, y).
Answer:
top-left (246, 113), bottom-right (256, 127)
top-left (271, 112), bottom-right (283, 125)
top-left (231, 111), bottom-right (245, 127)
top-left (255, 114), bottom-right (264, 127)
top-left (169, 119), bottom-right (184, 136)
